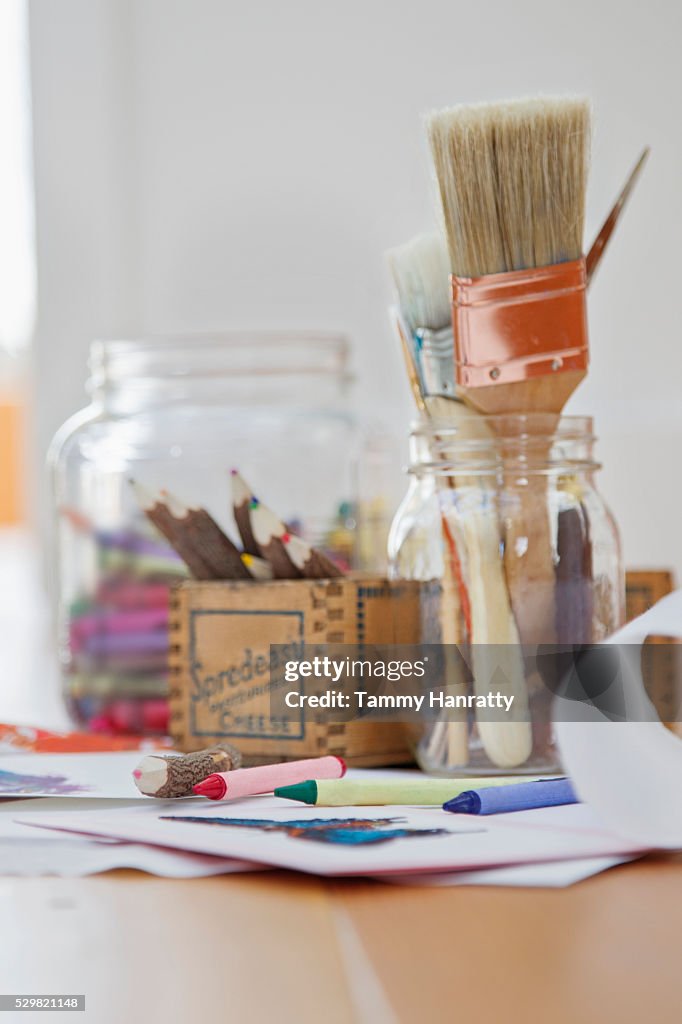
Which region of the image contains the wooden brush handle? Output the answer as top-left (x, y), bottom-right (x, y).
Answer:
top-left (503, 474), bottom-right (558, 647)
top-left (458, 505), bottom-right (532, 769)
top-left (439, 513), bottom-right (469, 768)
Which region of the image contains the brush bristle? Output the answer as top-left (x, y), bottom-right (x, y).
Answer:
top-left (427, 97), bottom-right (591, 277)
top-left (386, 232), bottom-right (451, 333)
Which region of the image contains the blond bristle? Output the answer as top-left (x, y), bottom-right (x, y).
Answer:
top-left (386, 232), bottom-right (451, 333)
top-left (427, 97), bottom-right (591, 277)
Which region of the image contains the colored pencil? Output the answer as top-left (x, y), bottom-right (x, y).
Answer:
top-left (231, 469), bottom-right (260, 556)
top-left (133, 744), bottom-right (242, 798)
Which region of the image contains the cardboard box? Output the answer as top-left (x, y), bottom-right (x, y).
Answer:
top-left (168, 576), bottom-right (429, 765)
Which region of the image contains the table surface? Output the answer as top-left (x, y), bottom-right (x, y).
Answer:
top-left (2, 853), bottom-right (682, 1024)
top-left (2, 531), bottom-right (681, 1023)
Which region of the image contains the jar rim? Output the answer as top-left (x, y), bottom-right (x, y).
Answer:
top-left (410, 413), bottom-right (594, 439)
top-left (407, 413), bottom-right (600, 476)
top-left (89, 331), bottom-right (352, 386)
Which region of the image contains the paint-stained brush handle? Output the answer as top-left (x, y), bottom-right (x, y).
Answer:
top-left (586, 147), bottom-right (650, 285)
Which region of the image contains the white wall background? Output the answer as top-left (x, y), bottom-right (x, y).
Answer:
top-left (28, 0), bottom-right (682, 574)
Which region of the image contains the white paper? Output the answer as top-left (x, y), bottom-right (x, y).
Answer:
top-left (15, 800), bottom-right (645, 878)
top-left (0, 751), bottom-right (161, 799)
top-left (0, 797), bottom-right (261, 877)
top-left (556, 588), bottom-right (682, 848)
top-left (377, 856), bottom-right (637, 888)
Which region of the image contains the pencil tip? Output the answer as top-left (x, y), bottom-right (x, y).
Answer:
top-left (230, 468), bottom-right (237, 476)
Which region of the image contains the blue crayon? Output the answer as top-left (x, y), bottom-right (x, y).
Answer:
top-left (443, 778), bottom-right (578, 816)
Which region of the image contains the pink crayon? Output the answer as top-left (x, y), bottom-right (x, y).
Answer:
top-left (192, 755), bottom-right (346, 801)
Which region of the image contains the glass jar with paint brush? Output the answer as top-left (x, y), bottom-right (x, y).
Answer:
top-left (389, 414), bottom-right (624, 775)
top-left (49, 332), bottom-right (391, 735)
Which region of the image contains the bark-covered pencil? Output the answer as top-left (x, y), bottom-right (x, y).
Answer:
top-left (131, 480), bottom-right (215, 580)
top-left (241, 552), bottom-right (274, 579)
top-left (248, 498), bottom-right (302, 578)
top-left (133, 743), bottom-right (242, 798)
top-left (281, 532), bottom-right (343, 579)
top-left (161, 490), bottom-right (251, 580)
top-left (230, 469), bottom-right (260, 556)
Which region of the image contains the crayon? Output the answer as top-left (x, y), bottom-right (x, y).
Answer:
top-left (273, 776), bottom-right (545, 806)
top-left (443, 778), bottom-right (578, 815)
top-left (193, 755), bottom-right (346, 801)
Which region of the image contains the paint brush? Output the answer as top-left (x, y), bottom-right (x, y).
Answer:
top-left (388, 231), bottom-right (531, 767)
top-left (160, 490), bottom-right (251, 580)
top-left (428, 96), bottom-right (591, 416)
top-left (586, 147), bottom-right (650, 284)
top-left (428, 96), bottom-right (592, 648)
top-left (230, 469), bottom-right (261, 556)
top-left (131, 480), bottom-right (215, 580)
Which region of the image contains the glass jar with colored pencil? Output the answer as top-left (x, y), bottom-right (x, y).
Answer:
top-left (48, 333), bottom-right (389, 736)
top-left (389, 415), bottom-right (624, 775)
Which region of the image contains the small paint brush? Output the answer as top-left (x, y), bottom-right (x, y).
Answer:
top-left (161, 490), bottom-right (251, 580)
top-left (586, 147), bottom-right (650, 284)
top-left (230, 469), bottom-right (260, 556)
top-left (388, 230), bottom-right (529, 767)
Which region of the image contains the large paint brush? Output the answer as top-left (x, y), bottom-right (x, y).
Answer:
top-left (428, 96), bottom-right (592, 651)
top-left (428, 97), bottom-right (591, 417)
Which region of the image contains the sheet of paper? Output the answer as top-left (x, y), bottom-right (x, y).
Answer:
top-left (15, 800), bottom-right (645, 878)
top-left (377, 856), bottom-right (638, 888)
top-left (556, 588), bottom-right (682, 848)
top-left (0, 751), bottom-right (159, 798)
top-left (0, 797), bottom-right (261, 877)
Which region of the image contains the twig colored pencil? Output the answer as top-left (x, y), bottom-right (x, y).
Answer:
top-left (248, 498), bottom-right (303, 578)
top-left (241, 552), bottom-right (274, 579)
top-left (282, 532), bottom-right (343, 579)
top-left (161, 491), bottom-right (251, 580)
top-left (230, 469), bottom-right (261, 556)
top-left (133, 743), bottom-right (242, 798)
top-left (131, 480), bottom-right (216, 580)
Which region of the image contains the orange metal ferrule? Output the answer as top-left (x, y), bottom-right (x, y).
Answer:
top-left (451, 257), bottom-right (589, 389)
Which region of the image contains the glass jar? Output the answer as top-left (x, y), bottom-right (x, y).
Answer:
top-left (389, 414), bottom-right (624, 775)
top-left (48, 333), bottom-right (372, 735)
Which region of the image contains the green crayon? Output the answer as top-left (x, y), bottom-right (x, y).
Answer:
top-left (274, 776), bottom-right (549, 807)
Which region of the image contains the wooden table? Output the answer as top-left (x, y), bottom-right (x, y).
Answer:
top-left (2, 542), bottom-right (680, 1022)
top-left (1, 854), bottom-right (681, 1023)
